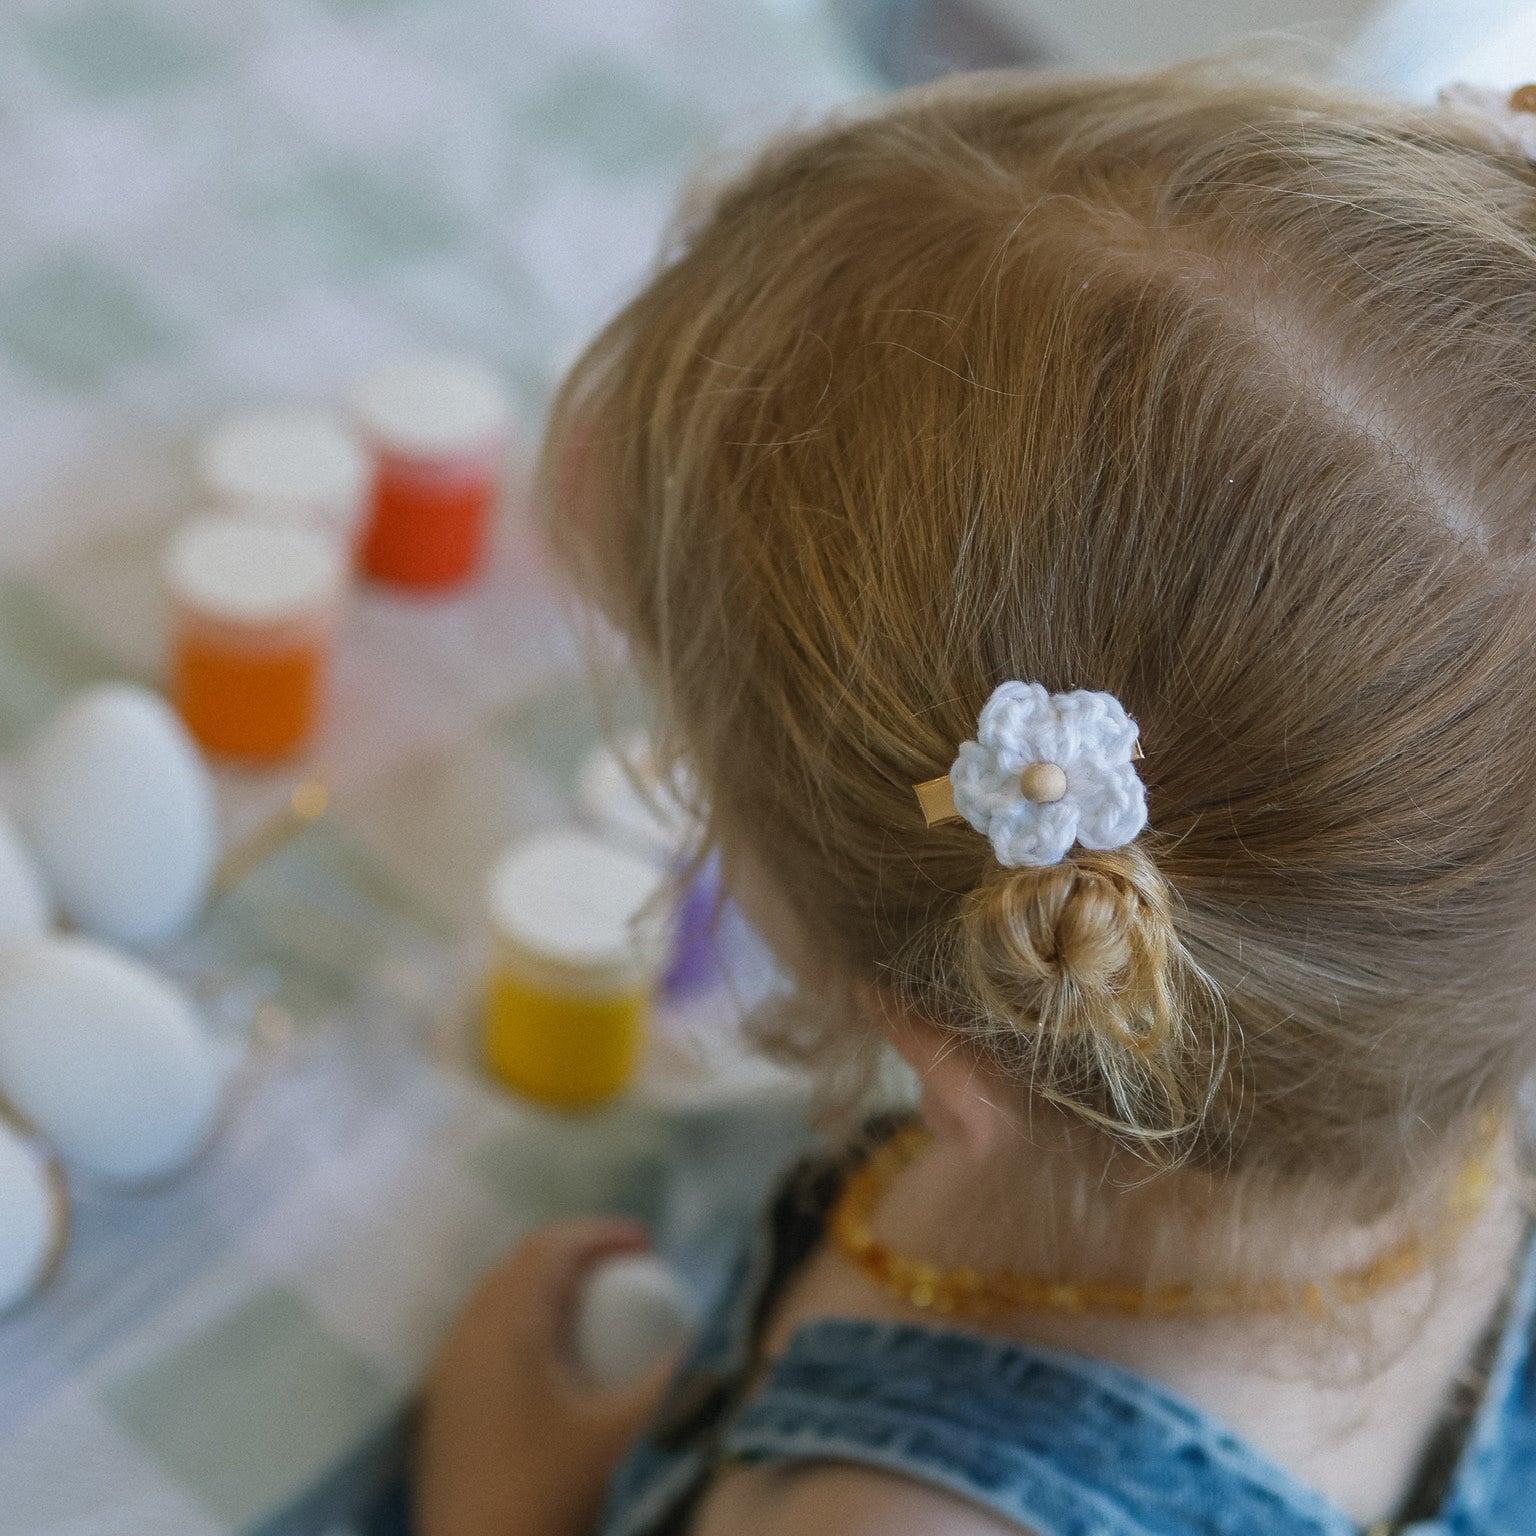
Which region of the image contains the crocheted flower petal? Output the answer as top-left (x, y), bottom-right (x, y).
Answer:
top-left (989, 799), bottom-right (1079, 868)
top-left (1054, 689), bottom-right (1139, 763)
top-left (975, 682), bottom-right (1054, 760)
top-left (1070, 760), bottom-right (1148, 851)
top-left (1027, 711), bottom-right (1070, 767)
top-left (950, 739), bottom-right (1019, 835)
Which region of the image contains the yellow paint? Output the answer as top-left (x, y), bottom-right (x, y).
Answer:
top-left (483, 967), bottom-right (648, 1108)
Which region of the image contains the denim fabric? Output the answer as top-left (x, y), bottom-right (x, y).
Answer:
top-left (596, 1145), bottom-right (1536, 1536)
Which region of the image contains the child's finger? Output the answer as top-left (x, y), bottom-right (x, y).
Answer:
top-left (600, 1348), bottom-right (685, 1421)
top-left (574, 1348), bottom-right (686, 1459)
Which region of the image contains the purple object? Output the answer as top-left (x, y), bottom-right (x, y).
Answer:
top-left (663, 855), bottom-right (728, 999)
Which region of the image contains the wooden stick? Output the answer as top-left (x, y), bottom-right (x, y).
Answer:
top-left (207, 778), bottom-right (329, 905)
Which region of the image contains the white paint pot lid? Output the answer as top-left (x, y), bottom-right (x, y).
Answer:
top-left (199, 408), bottom-right (368, 525)
top-left (165, 515), bottom-right (348, 627)
top-left (486, 828), bottom-right (668, 985)
top-left (351, 354), bottom-right (511, 459)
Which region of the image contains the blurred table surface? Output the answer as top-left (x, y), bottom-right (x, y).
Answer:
top-left (0, 2), bottom-right (871, 1533)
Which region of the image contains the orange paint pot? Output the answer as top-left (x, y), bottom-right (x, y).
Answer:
top-left (351, 355), bottom-right (511, 592)
top-left (165, 517), bottom-right (348, 764)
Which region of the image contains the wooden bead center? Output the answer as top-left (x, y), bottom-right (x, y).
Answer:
top-left (1511, 83), bottom-right (1536, 113)
top-left (1019, 762), bottom-right (1068, 803)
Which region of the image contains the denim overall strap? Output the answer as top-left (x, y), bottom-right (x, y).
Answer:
top-left (596, 1150), bottom-right (855, 1536)
top-left (723, 1319), bottom-right (1359, 1536)
top-left (1411, 1229), bottom-right (1536, 1536)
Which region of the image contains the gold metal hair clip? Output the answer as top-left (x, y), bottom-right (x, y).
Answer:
top-left (913, 776), bottom-right (962, 827)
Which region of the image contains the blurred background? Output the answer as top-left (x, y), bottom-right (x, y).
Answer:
top-left (0, 2), bottom-right (1532, 1534)
top-left (0, 0), bottom-right (1525, 566)
top-left (842, 0), bottom-right (1371, 82)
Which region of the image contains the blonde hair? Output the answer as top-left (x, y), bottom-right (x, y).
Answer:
top-left (543, 67), bottom-right (1536, 1206)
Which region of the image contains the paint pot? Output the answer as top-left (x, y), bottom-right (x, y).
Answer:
top-left (483, 828), bottom-right (669, 1108)
top-left (351, 354), bottom-right (511, 590)
top-left (166, 515), bottom-right (348, 763)
top-left (198, 407), bottom-right (369, 542)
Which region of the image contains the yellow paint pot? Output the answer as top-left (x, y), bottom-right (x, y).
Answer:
top-left (483, 829), bottom-right (669, 1109)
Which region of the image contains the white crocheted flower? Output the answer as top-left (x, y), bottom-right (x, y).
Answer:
top-left (1439, 83), bottom-right (1536, 161)
top-left (949, 682), bottom-right (1147, 867)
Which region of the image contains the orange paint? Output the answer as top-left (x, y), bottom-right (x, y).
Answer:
top-left (164, 516), bottom-right (345, 766)
top-left (172, 629), bottom-right (325, 762)
top-left (359, 452), bottom-right (497, 589)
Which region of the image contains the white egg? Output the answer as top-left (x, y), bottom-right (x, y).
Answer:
top-left (20, 686), bottom-right (217, 945)
top-left (0, 810), bottom-right (50, 941)
top-left (0, 1119), bottom-right (64, 1313)
top-left (0, 937), bottom-right (223, 1185)
top-left (574, 1254), bottom-right (696, 1389)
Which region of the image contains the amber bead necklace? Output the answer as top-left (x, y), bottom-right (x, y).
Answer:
top-left (830, 1119), bottom-right (1499, 1321)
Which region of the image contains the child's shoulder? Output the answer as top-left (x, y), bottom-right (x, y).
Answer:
top-left (691, 1460), bottom-right (1034, 1536)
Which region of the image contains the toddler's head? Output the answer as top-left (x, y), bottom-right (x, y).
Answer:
top-left (544, 68), bottom-right (1536, 1211)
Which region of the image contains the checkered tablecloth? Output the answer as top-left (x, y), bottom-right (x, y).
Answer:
top-left (0, 3), bottom-right (871, 1532)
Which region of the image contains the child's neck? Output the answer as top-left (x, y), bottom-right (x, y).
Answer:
top-left (887, 1106), bottom-right (1492, 1295)
top-left (869, 1111), bottom-right (1526, 1525)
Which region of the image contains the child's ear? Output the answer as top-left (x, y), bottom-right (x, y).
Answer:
top-left (866, 988), bottom-right (1008, 1162)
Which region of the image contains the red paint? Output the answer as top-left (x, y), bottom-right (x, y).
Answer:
top-left (359, 449), bottom-right (499, 590)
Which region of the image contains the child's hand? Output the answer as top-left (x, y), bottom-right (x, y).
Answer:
top-left (416, 1217), bottom-right (679, 1536)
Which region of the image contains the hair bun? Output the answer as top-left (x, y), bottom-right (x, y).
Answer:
top-left (959, 842), bottom-right (1184, 1060)
top-left (954, 841), bottom-right (1226, 1157)
top-left (958, 841), bottom-right (1234, 1161)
